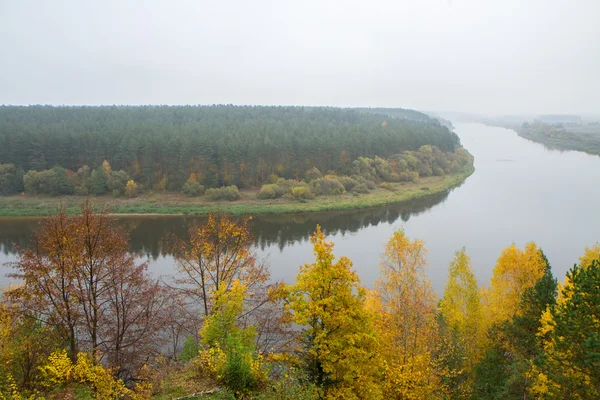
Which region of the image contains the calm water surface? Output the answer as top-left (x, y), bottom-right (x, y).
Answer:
top-left (2, 123), bottom-right (599, 293)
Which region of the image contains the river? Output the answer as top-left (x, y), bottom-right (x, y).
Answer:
top-left (1, 123), bottom-right (599, 293)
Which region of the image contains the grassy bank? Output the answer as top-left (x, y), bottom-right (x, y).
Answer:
top-left (0, 166), bottom-right (474, 217)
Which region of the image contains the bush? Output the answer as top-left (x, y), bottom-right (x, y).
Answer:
top-left (266, 173), bottom-right (279, 184)
top-left (380, 182), bottom-right (397, 191)
top-left (337, 176), bottom-right (359, 191)
top-left (352, 183), bottom-right (370, 194)
top-left (290, 186), bottom-right (314, 200)
top-left (304, 167), bottom-right (322, 182)
top-left (365, 180), bottom-right (377, 190)
top-left (223, 335), bottom-right (258, 395)
top-left (257, 184), bottom-right (285, 200)
top-left (23, 167), bottom-right (73, 196)
top-left (310, 177), bottom-right (345, 196)
top-left (408, 171), bottom-right (420, 183)
top-left (182, 179), bottom-right (205, 197)
top-left (179, 335), bottom-right (199, 364)
top-left (109, 170), bottom-right (129, 195)
top-left (206, 185), bottom-right (241, 201)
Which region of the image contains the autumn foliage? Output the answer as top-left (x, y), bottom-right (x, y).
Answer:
top-left (1, 205), bottom-right (599, 399)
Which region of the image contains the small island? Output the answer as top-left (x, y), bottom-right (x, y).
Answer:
top-left (0, 105), bottom-right (473, 216)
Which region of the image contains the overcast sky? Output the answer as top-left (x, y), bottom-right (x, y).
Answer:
top-left (1, 0), bottom-right (598, 115)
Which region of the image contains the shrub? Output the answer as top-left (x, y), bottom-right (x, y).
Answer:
top-left (433, 166), bottom-right (445, 176)
top-left (182, 179), bottom-right (205, 197)
top-left (290, 186), bottom-right (314, 200)
top-left (304, 167), bottom-right (322, 182)
top-left (337, 176), bottom-right (359, 191)
top-left (266, 173), bottom-right (279, 184)
top-left (380, 182), bottom-right (397, 191)
top-left (223, 335), bottom-right (258, 395)
top-left (109, 170), bottom-right (129, 195)
top-left (257, 184), bottom-right (285, 200)
top-left (408, 171), bottom-right (420, 183)
top-left (352, 183), bottom-right (370, 194)
top-left (206, 185), bottom-right (241, 201)
top-left (365, 180), bottom-right (377, 190)
top-left (310, 177), bottom-right (345, 196)
top-left (180, 335), bottom-right (199, 364)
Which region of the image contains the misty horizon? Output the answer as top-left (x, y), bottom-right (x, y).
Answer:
top-left (1, 0), bottom-right (599, 116)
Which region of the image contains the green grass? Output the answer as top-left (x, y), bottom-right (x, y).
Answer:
top-left (0, 166), bottom-right (474, 217)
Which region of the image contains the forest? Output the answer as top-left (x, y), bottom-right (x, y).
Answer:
top-left (0, 106), bottom-right (470, 200)
top-left (1, 203), bottom-right (599, 399)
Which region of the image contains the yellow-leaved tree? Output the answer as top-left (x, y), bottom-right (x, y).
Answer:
top-left (482, 242), bottom-right (547, 329)
top-left (168, 214), bottom-right (269, 318)
top-left (436, 248), bottom-right (484, 398)
top-left (285, 226), bottom-right (382, 400)
top-left (369, 229), bottom-right (439, 399)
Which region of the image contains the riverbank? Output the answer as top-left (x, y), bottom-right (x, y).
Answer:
top-left (0, 166), bottom-right (474, 217)
top-left (516, 127), bottom-right (600, 156)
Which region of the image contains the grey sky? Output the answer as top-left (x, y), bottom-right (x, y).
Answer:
top-left (1, 0), bottom-right (598, 115)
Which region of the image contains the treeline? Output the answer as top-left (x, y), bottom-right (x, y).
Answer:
top-left (0, 145), bottom-right (472, 199)
top-left (1, 205), bottom-right (599, 399)
top-left (0, 105), bottom-right (461, 194)
top-left (519, 120), bottom-right (600, 156)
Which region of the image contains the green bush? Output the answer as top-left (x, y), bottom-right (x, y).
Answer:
top-left (408, 171), bottom-right (420, 183)
top-left (223, 335), bottom-right (258, 395)
top-left (290, 186), bottom-right (314, 200)
top-left (352, 183), bottom-right (370, 194)
top-left (310, 177), bottom-right (345, 196)
top-left (206, 185), bottom-right (241, 201)
top-left (254, 367), bottom-right (319, 400)
top-left (304, 167), bottom-right (322, 182)
top-left (179, 335), bottom-right (199, 364)
top-left (337, 176), bottom-right (359, 191)
top-left (257, 184), bottom-right (285, 199)
top-left (379, 182), bottom-right (397, 191)
top-left (182, 179), bottom-right (205, 197)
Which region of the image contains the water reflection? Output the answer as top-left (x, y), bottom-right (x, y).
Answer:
top-left (0, 191), bottom-right (451, 258)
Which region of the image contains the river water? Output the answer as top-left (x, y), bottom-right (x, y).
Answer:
top-left (1, 123), bottom-right (599, 293)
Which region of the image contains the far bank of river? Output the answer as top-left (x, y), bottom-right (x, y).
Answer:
top-left (0, 166), bottom-right (474, 217)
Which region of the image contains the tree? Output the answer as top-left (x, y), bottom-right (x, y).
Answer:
top-left (7, 210), bottom-right (82, 360)
top-left (472, 251), bottom-right (556, 400)
top-left (7, 202), bottom-right (164, 378)
top-left (167, 214), bottom-right (269, 318)
top-left (370, 229), bottom-right (439, 399)
top-left (90, 168), bottom-right (108, 195)
top-left (531, 259), bottom-right (600, 399)
top-left (109, 170), bottom-right (130, 196)
top-left (0, 163), bottom-right (24, 194)
top-left (125, 179), bottom-right (137, 197)
top-left (437, 248), bottom-right (483, 398)
top-left (482, 242), bottom-right (547, 329)
top-left (285, 226), bottom-right (382, 400)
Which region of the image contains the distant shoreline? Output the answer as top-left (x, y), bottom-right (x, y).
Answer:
top-left (0, 166), bottom-right (474, 217)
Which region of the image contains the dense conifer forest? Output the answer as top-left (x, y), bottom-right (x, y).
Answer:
top-left (0, 106), bottom-right (470, 200)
